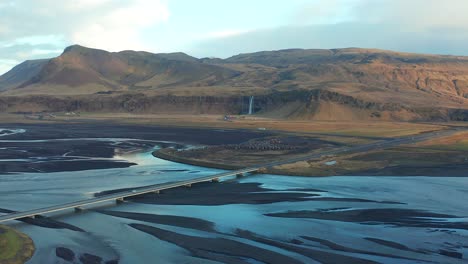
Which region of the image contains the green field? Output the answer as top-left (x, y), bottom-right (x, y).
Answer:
top-left (0, 227), bottom-right (22, 260)
top-left (0, 226), bottom-right (35, 264)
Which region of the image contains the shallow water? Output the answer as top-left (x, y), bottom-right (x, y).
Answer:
top-left (0, 128), bottom-right (26, 137)
top-left (0, 132), bottom-right (467, 263)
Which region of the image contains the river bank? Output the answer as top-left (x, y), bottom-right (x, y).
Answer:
top-left (0, 123), bottom-right (267, 174)
top-left (0, 225), bottom-right (35, 264)
top-left (153, 130), bottom-right (468, 177)
top-left (151, 134), bottom-right (343, 176)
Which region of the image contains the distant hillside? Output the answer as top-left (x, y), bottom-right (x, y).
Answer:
top-left (1, 45), bottom-right (239, 95)
top-left (1, 45), bottom-right (468, 121)
top-left (225, 48), bottom-right (468, 65)
top-left (0, 59), bottom-right (49, 91)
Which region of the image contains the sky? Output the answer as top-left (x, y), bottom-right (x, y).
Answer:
top-left (1, 0), bottom-right (468, 74)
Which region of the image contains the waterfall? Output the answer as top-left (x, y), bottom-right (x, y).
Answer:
top-left (248, 96), bottom-right (254, 115)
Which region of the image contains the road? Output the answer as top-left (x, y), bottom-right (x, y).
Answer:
top-left (257, 128), bottom-right (458, 169)
top-left (0, 128), bottom-right (460, 224)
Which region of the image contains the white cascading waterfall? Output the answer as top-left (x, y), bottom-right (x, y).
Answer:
top-left (248, 96), bottom-right (254, 115)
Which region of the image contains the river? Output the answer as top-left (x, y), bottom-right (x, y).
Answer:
top-left (0, 128), bottom-right (467, 264)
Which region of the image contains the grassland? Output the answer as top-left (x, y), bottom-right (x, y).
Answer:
top-left (0, 226), bottom-right (34, 264)
top-left (272, 132), bottom-right (468, 176)
top-left (1, 112), bottom-right (445, 138)
top-left (125, 114), bottom-right (465, 177)
top-left (417, 131), bottom-right (468, 151)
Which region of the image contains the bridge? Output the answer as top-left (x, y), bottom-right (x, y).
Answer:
top-left (0, 167), bottom-right (260, 224)
top-left (0, 128), bottom-right (459, 224)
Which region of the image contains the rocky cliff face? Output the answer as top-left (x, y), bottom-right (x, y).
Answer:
top-left (1, 90), bottom-right (466, 121)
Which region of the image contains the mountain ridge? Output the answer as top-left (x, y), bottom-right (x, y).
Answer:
top-left (1, 45), bottom-right (468, 121)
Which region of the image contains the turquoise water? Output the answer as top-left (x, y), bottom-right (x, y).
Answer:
top-left (0, 140), bottom-right (467, 263)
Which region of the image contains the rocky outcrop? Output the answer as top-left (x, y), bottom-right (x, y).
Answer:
top-left (0, 89), bottom-right (465, 121)
top-left (56, 247), bottom-right (75, 262)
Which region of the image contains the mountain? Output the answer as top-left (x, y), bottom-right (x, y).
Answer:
top-left (0, 45), bottom-right (239, 95)
top-left (0, 59), bottom-right (49, 91)
top-left (1, 45), bottom-right (468, 121)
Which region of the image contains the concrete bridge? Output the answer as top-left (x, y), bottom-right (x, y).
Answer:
top-left (0, 128), bottom-right (459, 224)
top-left (0, 167), bottom-right (261, 224)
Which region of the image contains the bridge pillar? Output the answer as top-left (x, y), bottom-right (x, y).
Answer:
top-left (185, 184), bottom-right (192, 188)
top-left (211, 178), bottom-right (219, 183)
top-left (236, 173), bottom-right (244, 178)
top-left (116, 198), bottom-right (125, 204)
top-left (153, 190), bottom-right (160, 194)
top-left (74, 207), bottom-right (84, 213)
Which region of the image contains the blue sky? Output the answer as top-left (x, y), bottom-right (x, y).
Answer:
top-left (1, 0), bottom-right (468, 74)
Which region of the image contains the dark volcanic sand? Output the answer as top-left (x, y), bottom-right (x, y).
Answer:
top-left (355, 164), bottom-right (468, 177)
top-left (236, 230), bottom-right (384, 264)
top-left (56, 247), bottom-right (120, 264)
top-left (1, 123), bottom-right (267, 144)
top-left (97, 210), bottom-right (216, 233)
top-left (0, 123), bottom-right (268, 174)
top-left (266, 208), bottom-right (468, 230)
top-left (130, 223), bottom-right (305, 264)
top-left (102, 181), bottom-right (318, 205)
top-left (363, 237), bottom-right (423, 253)
top-left (99, 209), bottom-right (396, 263)
top-left (100, 181), bottom-right (403, 206)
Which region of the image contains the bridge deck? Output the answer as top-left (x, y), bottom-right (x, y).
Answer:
top-left (0, 167), bottom-right (259, 223)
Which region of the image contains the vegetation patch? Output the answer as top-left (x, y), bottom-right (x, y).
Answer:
top-left (0, 226), bottom-right (35, 264)
top-left (154, 135), bottom-right (341, 171)
top-left (417, 131), bottom-right (468, 151)
top-left (273, 144), bottom-right (468, 177)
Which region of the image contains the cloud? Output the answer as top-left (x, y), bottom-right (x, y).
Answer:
top-left (0, 59), bottom-right (19, 76)
top-left (292, 0), bottom-right (356, 25)
top-left (0, 42), bottom-right (62, 75)
top-left (0, 0), bottom-right (169, 50)
top-left (205, 29), bottom-right (250, 39)
top-left (1, 0), bottom-right (468, 75)
top-left (189, 0), bottom-right (468, 58)
top-left (355, 0), bottom-right (468, 30)
top-left (0, 0), bottom-right (170, 74)
top-left (70, 0), bottom-right (169, 51)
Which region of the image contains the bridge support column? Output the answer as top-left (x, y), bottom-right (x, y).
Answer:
top-left (185, 184), bottom-right (192, 188)
top-left (211, 178), bottom-right (219, 183)
top-left (153, 190), bottom-right (160, 194)
top-left (74, 207), bottom-right (84, 213)
top-left (236, 173), bottom-right (244, 178)
top-left (116, 198), bottom-right (125, 204)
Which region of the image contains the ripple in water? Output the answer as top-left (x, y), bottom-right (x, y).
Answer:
top-left (0, 128), bottom-right (26, 137)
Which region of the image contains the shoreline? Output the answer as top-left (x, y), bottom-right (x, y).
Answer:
top-left (1, 121), bottom-right (467, 177)
top-left (0, 123), bottom-right (266, 174)
top-left (153, 148), bottom-right (243, 170)
top-left (0, 225), bottom-right (35, 264)
top-left (153, 148), bottom-right (468, 177)
top-left (152, 148), bottom-right (313, 176)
